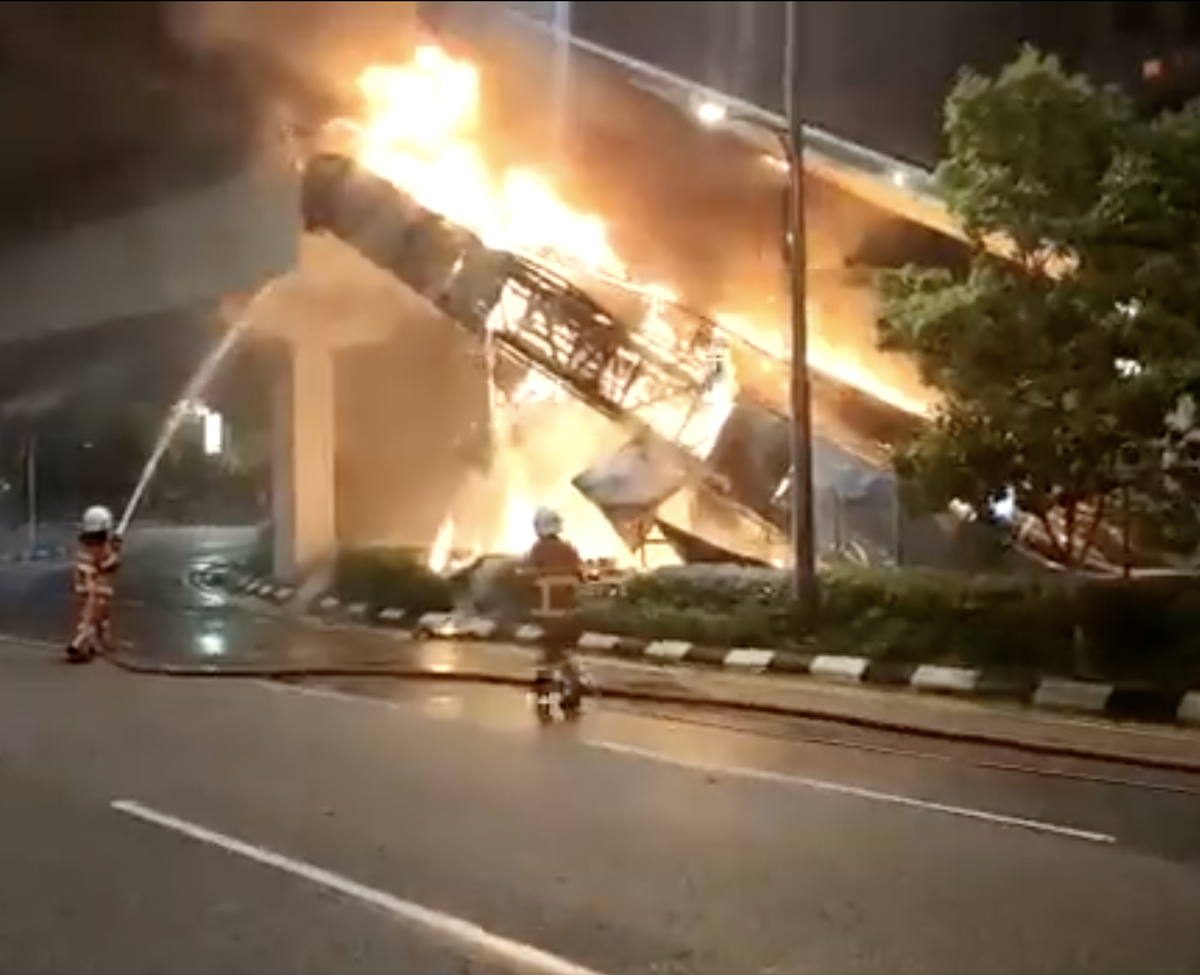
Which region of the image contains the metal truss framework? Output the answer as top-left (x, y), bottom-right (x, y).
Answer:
top-left (301, 152), bottom-right (783, 540)
top-left (304, 156), bottom-right (725, 413)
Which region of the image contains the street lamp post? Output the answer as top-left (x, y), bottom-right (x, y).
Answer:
top-left (781, 0), bottom-right (818, 618)
top-left (696, 1), bottom-right (818, 618)
top-left (24, 433), bottom-right (37, 557)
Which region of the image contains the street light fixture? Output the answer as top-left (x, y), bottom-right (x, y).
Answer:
top-left (181, 399), bottom-right (226, 457)
top-left (694, 100), bottom-right (729, 127)
top-left (202, 410), bottom-right (225, 457)
top-left (692, 1), bottom-right (818, 619)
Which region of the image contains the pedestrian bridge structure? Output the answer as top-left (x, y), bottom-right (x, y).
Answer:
top-left (0, 11), bottom-right (958, 348)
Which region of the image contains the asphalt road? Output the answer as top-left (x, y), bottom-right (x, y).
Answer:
top-left (1, 639), bottom-right (1200, 974)
top-left (2, 529), bottom-right (1200, 972)
top-left (0, 654), bottom-right (526, 975)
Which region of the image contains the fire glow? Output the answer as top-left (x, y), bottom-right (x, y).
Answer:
top-left (334, 44), bottom-right (927, 565)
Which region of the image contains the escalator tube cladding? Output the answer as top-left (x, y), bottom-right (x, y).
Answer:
top-left (301, 152), bottom-right (507, 329)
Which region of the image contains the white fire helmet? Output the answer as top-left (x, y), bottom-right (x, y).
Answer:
top-left (532, 506), bottom-right (563, 540)
top-left (81, 505), bottom-right (114, 535)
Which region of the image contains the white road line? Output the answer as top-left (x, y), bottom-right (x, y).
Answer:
top-left (255, 680), bottom-right (417, 715)
top-left (590, 740), bottom-right (1116, 845)
top-left (0, 634), bottom-right (60, 652)
top-left (111, 799), bottom-right (609, 975)
top-left (256, 680), bottom-right (358, 703)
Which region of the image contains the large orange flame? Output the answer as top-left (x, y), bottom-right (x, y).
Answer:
top-left (339, 44), bottom-right (927, 414)
top-left (333, 44), bottom-right (925, 562)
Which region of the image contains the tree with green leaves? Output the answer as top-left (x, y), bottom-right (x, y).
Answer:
top-left (878, 48), bottom-right (1200, 569)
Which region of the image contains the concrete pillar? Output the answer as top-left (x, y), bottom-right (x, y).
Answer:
top-left (272, 342), bottom-right (336, 581)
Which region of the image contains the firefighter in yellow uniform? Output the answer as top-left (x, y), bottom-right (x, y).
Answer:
top-left (66, 505), bottom-right (122, 663)
top-left (526, 506), bottom-right (586, 711)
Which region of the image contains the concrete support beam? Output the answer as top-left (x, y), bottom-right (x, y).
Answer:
top-left (0, 158), bottom-right (298, 345)
top-left (272, 341), bottom-right (337, 581)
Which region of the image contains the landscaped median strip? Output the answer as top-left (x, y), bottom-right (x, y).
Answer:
top-left (233, 575), bottom-right (1200, 729)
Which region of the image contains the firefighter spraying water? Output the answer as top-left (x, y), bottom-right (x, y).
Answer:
top-left (62, 290), bottom-right (275, 664)
top-left (65, 505), bottom-right (122, 663)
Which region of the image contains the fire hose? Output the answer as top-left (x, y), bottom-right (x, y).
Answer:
top-left (78, 624), bottom-right (1200, 777)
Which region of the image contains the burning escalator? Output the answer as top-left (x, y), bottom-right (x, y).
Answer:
top-left (301, 152), bottom-right (924, 565)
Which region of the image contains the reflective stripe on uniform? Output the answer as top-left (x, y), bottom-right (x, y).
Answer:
top-left (532, 574), bottom-right (579, 619)
top-left (74, 562), bottom-right (96, 595)
top-left (74, 554), bottom-right (116, 597)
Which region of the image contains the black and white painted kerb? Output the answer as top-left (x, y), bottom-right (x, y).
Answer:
top-left (234, 576), bottom-right (1200, 727)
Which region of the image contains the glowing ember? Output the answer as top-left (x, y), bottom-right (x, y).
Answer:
top-left (334, 43), bottom-right (929, 563)
top-left (427, 414), bottom-right (641, 568)
top-left (716, 312), bottom-right (932, 418)
top-left (427, 514), bottom-right (457, 574)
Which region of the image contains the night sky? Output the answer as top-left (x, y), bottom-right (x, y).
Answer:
top-left (515, 1), bottom-right (1102, 166)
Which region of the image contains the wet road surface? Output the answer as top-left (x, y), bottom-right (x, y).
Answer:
top-left (1, 640), bottom-right (1200, 974)
top-left (1, 529), bottom-right (1199, 972)
top-left (0, 698), bottom-right (518, 975)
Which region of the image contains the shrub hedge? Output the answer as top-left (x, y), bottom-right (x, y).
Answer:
top-left (307, 546), bottom-right (1200, 686)
top-left (578, 564), bottom-right (1200, 685)
top-left (332, 547), bottom-right (455, 616)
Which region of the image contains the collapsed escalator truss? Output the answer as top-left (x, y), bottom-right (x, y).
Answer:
top-left (301, 152), bottom-right (784, 549)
